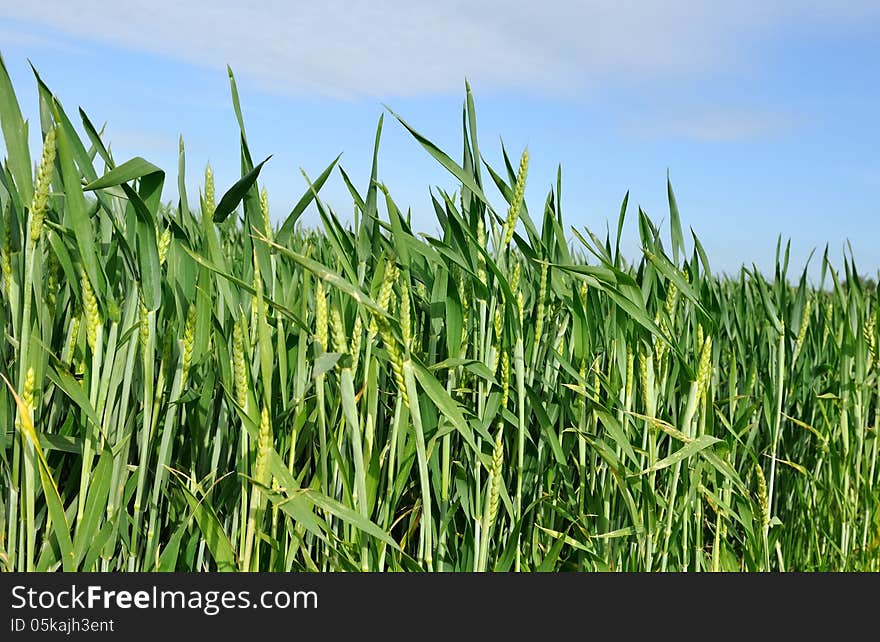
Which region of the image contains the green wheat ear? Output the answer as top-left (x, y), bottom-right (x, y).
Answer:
top-left (793, 297), bottom-right (812, 364)
top-left (370, 258), bottom-right (396, 336)
top-left (255, 405), bottom-right (272, 487)
top-left (81, 271), bottom-right (101, 353)
top-left (158, 227), bottom-right (172, 265)
top-left (1, 215), bottom-right (12, 297)
top-left (755, 463), bottom-right (770, 531)
top-left (138, 301), bottom-right (149, 353)
top-left (180, 304), bottom-right (197, 390)
top-left (862, 312), bottom-right (875, 370)
top-left (17, 367), bottom-right (35, 429)
top-left (510, 261), bottom-right (520, 292)
top-left (399, 276), bottom-right (411, 351)
top-left (379, 319), bottom-right (409, 409)
top-left (45, 248), bottom-right (59, 313)
top-left (330, 307), bottom-right (347, 355)
top-left (487, 427), bottom-right (504, 529)
top-left (232, 320), bottom-right (248, 411)
top-left (476, 219), bottom-right (487, 285)
top-left (350, 314), bottom-right (362, 374)
top-left (500, 351), bottom-right (510, 408)
top-left (459, 279), bottom-right (470, 350)
top-left (204, 164), bottom-right (215, 219)
top-left (503, 149), bottom-right (528, 248)
top-left (315, 280), bottom-right (328, 350)
top-left (28, 126), bottom-right (56, 246)
top-left (697, 333), bottom-right (713, 397)
top-left (260, 186), bottom-right (272, 240)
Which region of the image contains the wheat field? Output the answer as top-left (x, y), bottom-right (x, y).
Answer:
top-left (0, 56), bottom-right (877, 572)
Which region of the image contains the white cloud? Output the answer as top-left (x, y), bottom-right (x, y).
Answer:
top-left (622, 109), bottom-right (798, 142)
top-left (102, 127), bottom-right (179, 155)
top-left (1, 1), bottom-right (878, 98)
top-left (0, 24), bottom-right (88, 55)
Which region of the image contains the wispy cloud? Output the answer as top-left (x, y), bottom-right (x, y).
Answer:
top-left (622, 109), bottom-right (799, 142)
top-left (2, 1), bottom-right (879, 98)
top-left (101, 127), bottom-right (178, 155)
top-left (0, 23), bottom-right (89, 55)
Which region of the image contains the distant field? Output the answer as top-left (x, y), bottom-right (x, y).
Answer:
top-left (1, 56), bottom-right (877, 572)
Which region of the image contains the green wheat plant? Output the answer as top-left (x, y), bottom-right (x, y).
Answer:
top-left (0, 55), bottom-right (878, 572)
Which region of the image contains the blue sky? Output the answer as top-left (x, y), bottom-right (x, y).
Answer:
top-left (1, 2), bottom-right (879, 278)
